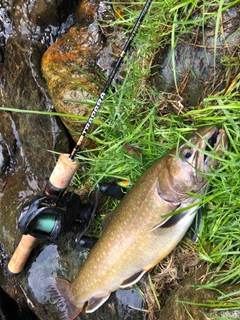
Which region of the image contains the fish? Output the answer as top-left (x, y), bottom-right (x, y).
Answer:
top-left (46, 126), bottom-right (228, 320)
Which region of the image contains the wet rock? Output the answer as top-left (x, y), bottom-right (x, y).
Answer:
top-left (41, 1), bottom-right (126, 145)
top-left (0, 244), bottom-right (39, 320)
top-left (17, 234), bottom-right (147, 320)
top-left (0, 0), bottom-right (80, 70)
top-left (0, 115), bottom-right (45, 318)
top-left (150, 4), bottom-right (240, 107)
top-left (13, 0), bottom-right (62, 27)
top-left (0, 111), bottom-right (16, 191)
top-left (11, 0), bottom-right (78, 45)
top-left (0, 140), bottom-right (43, 255)
top-left (0, 286), bottom-right (22, 320)
top-left (75, 0), bottom-right (101, 26)
top-left (0, 0), bottom-right (12, 60)
top-left (4, 37), bottom-right (72, 180)
top-left (0, 136), bottom-right (9, 190)
top-left (41, 23), bottom-right (104, 145)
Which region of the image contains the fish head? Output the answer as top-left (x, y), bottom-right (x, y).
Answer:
top-left (159, 126), bottom-right (228, 202)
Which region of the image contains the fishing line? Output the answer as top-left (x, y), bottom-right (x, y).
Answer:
top-left (69, 0), bottom-right (153, 160)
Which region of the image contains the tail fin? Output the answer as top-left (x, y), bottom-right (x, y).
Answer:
top-left (46, 278), bottom-right (84, 320)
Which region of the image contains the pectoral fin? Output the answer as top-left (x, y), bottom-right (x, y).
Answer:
top-left (120, 270), bottom-right (145, 288)
top-left (86, 294), bottom-right (110, 313)
top-left (150, 203), bottom-right (181, 231)
top-left (159, 212), bottom-right (185, 228)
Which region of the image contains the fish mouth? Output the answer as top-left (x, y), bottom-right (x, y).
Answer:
top-left (204, 127), bottom-right (219, 161)
top-left (198, 126), bottom-right (228, 175)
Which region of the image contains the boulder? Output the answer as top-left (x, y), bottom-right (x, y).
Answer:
top-left (150, 3), bottom-right (240, 107)
top-left (4, 37), bottom-right (71, 180)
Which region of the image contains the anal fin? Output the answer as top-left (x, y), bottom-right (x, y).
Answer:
top-left (120, 270), bottom-right (145, 288)
top-left (86, 294), bottom-right (110, 313)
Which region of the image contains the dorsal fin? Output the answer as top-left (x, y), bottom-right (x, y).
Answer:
top-left (120, 270), bottom-right (145, 288)
top-left (86, 294), bottom-right (110, 313)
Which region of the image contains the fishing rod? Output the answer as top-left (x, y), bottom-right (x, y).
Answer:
top-left (69, 0), bottom-right (153, 160)
top-left (8, 0), bottom-right (153, 275)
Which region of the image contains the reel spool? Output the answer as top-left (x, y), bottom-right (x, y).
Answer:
top-left (18, 194), bottom-right (78, 242)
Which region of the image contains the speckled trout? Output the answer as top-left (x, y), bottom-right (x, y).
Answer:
top-left (47, 126), bottom-right (228, 320)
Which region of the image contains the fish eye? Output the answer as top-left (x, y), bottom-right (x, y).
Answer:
top-left (182, 148), bottom-right (192, 159)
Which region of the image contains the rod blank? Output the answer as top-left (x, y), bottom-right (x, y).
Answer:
top-left (69, 0), bottom-right (153, 160)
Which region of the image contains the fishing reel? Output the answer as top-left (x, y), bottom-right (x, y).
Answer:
top-left (18, 191), bottom-right (98, 242)
top-left (8, 180), bottom-right (127, 275)
top-left (17, 181), bottom-right (126, 244)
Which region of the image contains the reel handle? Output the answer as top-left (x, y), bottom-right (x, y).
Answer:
top-left (8, 154), bottom-right (79, 274)
top-left (8, 235), bottom-right (38, 275)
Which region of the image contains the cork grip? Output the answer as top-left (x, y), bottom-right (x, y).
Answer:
top-left (8, 234), bottom-right (38, 274)
top-left (49, 154), bottom-right (79, 189)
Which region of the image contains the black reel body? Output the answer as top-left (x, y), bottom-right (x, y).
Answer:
top-left (18, 192), bottom-right (97, 242)
top-left (17, 182), bottom-right (124, 247)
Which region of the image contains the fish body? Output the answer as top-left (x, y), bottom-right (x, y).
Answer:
top-left (47, 126), bottom-right (228, 320)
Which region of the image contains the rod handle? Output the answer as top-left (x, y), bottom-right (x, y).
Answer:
top-left (45, 154), bottom-right (79, 195)
top-left (8, 234), bottom-right (38, 275)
